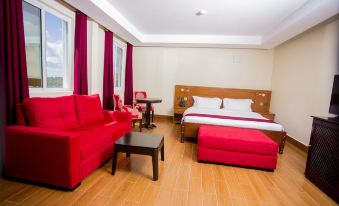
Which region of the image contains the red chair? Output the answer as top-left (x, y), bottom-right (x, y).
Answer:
top-left (134, 91), bottom-right (154, 123)
top-left (114, 94), bottom-right (142, 132)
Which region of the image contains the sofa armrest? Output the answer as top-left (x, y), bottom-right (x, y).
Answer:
top-left (103, 110), bottom-right (132, 123)
top-left (4, 126), bottom-right (81, 189)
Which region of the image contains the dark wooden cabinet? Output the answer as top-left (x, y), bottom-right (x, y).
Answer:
top-left (305, 116), bottom-right (339, 203)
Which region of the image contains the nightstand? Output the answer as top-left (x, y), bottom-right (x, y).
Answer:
top-left (173, 107), bottom-right (186, 123)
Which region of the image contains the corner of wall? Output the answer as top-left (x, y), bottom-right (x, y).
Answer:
top-left (269, 18), bottom-right (339, 145)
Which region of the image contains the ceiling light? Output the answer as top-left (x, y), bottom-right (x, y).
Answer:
top-left (196, 9), bottom-right (207, 16)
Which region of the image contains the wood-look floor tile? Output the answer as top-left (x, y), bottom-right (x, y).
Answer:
top-left (201, 165), bottom-right (216, 194)
top-left (0, 201), bottom-right (17, 206)
top-left (170, 190), bottom-right (188, 206)
top-left (231, 197), bottom-right (248, 206)
top-left (187, 191), bottom-right (203, 206)
top-left (0, 119), bottom-right (337, 206)
top-left (17, 188), bottom-right (53, 206)
top-left (6, 185), bottom-right (38, 204)
top-left (105, 181), bottom-right (134, 206)
top-left (202, 193), bottom-right (217, 206)
top-left (125, 177), bottom-right (151, 203)
top-left (87, 195), bottom-right (110, 206)
top-left (139, 185), bottom-right (160, 206)
top-left (174, 164), bottom-right (191, 191)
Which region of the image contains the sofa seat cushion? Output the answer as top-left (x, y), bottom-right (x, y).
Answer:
top-left (109, 122), bottom-right (131, 142)
top-left (76, 120), bottom-right (117, 161)
top-left (74, 94), bottom-right (105, 126)
top-left (198, 125), bottom-right (278, 156)
top-left (23, 96), bottom-right (77, 131)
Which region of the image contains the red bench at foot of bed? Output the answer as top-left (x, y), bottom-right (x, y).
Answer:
top-left (197, 125), bottom-right (279, 170)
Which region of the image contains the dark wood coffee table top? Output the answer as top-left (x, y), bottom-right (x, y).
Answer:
top-left (115, 132), bottom-right (164, 148)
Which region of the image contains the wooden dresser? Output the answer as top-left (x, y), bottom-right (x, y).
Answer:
top-left (305, 116), bottom-right (339, 203)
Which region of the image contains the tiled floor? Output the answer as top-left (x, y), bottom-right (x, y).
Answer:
top-left (0, 118), bottom-right (337, 206)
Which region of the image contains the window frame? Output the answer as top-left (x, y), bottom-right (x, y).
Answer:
top-left (24, 0), bottom-right (74, 94)
top-left (113, 38), bottom-right (127, 92)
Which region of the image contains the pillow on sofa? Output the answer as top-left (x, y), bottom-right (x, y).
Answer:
top-left (74, 94), bottom-right (105, 126)
top-left (23, 95), bottom-right (77, 131)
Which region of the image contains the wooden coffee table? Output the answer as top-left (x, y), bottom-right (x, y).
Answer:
top-left (112, 132), bottom-right (164, 181)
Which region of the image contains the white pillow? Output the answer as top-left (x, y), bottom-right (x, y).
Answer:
top-left (192, 96), bottom-right (198, 107)
top-left (193, 96), bottom-right (222, 109)
top-left (223, 98), bottom-right (253, 112)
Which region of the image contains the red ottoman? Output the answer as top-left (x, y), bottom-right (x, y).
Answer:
top-left (198, 125), bottom-right (279, 170)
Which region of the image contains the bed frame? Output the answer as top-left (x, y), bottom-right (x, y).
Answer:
top-left (174, 85), bottom-right (287, 154)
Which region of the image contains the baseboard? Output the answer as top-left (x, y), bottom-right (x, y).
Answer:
top-left (154, 114), bottom-right (173, 120)
top-left (286, 135), bottom-right (308, 153)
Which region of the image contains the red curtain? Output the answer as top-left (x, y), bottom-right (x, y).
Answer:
top-left (124, 43), bottom-right (133, 105)
top-left (0, 0), bottom-right (29, 125)
top-left (103, 31), bottom-right (114, 110)
top-left (73, 12), bottom-right (88, 95)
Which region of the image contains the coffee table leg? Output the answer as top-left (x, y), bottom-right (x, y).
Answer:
top-left (152, 149), bottom-right (158, 181)
top-left (126, 152), bottom-right (130, 157)
top-left (112, 149), bottom-right (118, 175)
top-left (161, 144), bottom-right (164, 161)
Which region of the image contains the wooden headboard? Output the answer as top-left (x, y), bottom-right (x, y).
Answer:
top-left (174, 85), bottom-right (272, 113)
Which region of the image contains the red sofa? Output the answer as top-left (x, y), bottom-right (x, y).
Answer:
top-left (4, 94), bottom-right (131, 190)
top-left (198, 125), bottom-right (278, 170)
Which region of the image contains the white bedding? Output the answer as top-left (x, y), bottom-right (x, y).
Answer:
top-left (182, 107), bottom-right (284, 132)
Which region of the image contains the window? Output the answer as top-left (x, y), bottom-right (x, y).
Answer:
top-left (23, 1), bottom-right (42, 87)
top-left (113, 40), bottom-right (126, 90)
top-left (23, 0), bottom-right (71, 90)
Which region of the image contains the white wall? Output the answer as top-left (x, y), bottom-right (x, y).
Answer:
top-left (133, 47), bottom-right (274, 115)
top-left (87, 24), bottom-right (127, 102)
top-left (87, 20), bottom-right (105, 100)
top-left (270, 18), bottom-right (339, 145)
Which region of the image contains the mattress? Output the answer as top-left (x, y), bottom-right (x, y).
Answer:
top-left (182, 107), bottom-right (284, 132)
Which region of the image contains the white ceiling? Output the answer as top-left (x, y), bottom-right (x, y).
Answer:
top-left (65, 0), bottom-right (339, 48)
top-left (107, 0), bottom-right (307, 36)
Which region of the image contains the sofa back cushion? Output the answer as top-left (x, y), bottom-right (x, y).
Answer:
top-left (74, 94), bottom-right (105, 126)
top-left (23, 95), bottom-right (77, 131)
top-left (16, 104), bottom-right (28, 126)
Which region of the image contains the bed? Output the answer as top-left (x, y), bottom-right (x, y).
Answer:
top-left (174, 85), bottom-right (287, 154)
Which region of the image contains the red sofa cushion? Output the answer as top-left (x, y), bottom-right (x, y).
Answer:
top-left (23, 96), bottom-right (77, 131)
top-left (76, 120), bottom-right (130, 161)
top-left (198, 126), bottom-right (278, 156)
top-left (76, 120), bottom-right (115, 161)
top-left (74, 94), bottom-right (105, 126)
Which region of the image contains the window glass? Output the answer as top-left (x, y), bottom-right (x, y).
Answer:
top-left (45, 11), bottom-right (68, 88)
top-left (114, 45), bottom-right (123, 88)
top-left (23, 0), bottom-right (70, 90)
top-left (23, 1), bottom-right (42, 88)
